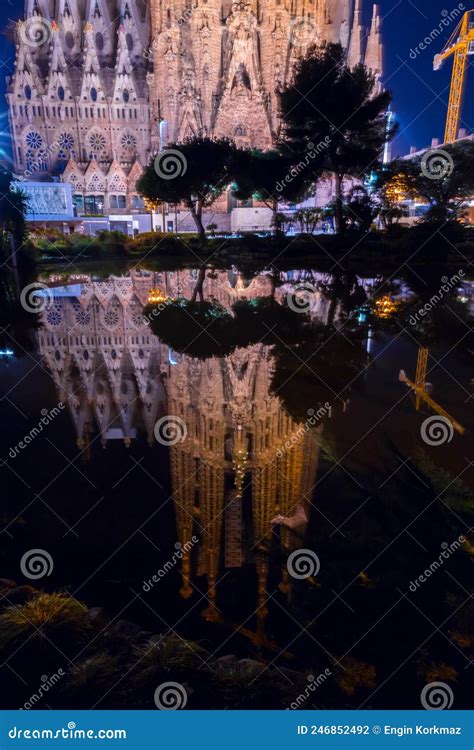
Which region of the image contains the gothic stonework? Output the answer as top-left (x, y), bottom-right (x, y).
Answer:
top-left (6, 0), bottom-right (151, 213)
top-left (7, 1), bottom-right (382, 209)
top-left (149, 0), bottom-right (382, 150)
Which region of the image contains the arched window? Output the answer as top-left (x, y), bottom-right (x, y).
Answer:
top-left (126, 33), bottom-right (134, 51)
top-left (90, 87), bottom-right (98, 102)
top-left (24, 85), bottom-right (32, 100)
top-left (57, 86), bottom-right (65, 101)
top-left (95, 32), bottom-right (104, 51)
top-left (65, 31), bottom-right (74, 49)
top-left (122, 89), bottom-right (130, 103)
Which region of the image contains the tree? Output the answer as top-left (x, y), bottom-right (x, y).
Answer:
top-left (390, 141), bottom-right (474, 225)
top-left (137, 138), bottom-right (236, 238)
top-left (279, 43), bottom-right (395, 233)
top-left (374, 165), bottom-right (409, 229)
top-left (343, 186), bottom-right (379, 232)
top-left (0, 171), bottom-right (28, 262)
top-left (293, 207), bottom-right (323, 234)
top-left (232, 149), bottom-right (308, 234)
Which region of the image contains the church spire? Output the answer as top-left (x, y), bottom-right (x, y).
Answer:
top-left (364, 3), bottom-right (383, 79)
top-left (348, 0), bottom-right (363, 67)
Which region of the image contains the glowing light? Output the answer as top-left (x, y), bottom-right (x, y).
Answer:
top-left (147, 287), bottom-right (167, 304)
top-left (374, 295), bottom-right (399, 319)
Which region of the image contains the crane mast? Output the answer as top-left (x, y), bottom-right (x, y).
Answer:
top-left (434, 10), bottom-right (474, 143)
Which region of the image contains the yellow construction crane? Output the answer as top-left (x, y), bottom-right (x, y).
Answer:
top-left (399, 347), bottom-right (465, 436)
top-left (434, 9), bottom-right (474, 144)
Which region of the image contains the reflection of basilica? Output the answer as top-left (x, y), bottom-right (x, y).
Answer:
top-left (38, 270), bottom-right (331, 628)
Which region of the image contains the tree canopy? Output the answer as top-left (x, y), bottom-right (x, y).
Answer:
top-left (279, 43), bottom-right (395, 233)
top-left (137, 138), bottom-right (236, 237)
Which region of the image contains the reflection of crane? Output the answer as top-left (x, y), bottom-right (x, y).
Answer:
top-left (399, 347), bottom-right (465, 436)
top-left (434, 9), bottom-right (474, 144)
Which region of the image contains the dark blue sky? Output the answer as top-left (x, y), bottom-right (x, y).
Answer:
top-left (1, 0), bottom-right (473, 158)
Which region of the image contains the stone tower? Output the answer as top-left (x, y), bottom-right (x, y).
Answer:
top-left (148, 0), bottom-right (381, 151)
top-left (6, 0), bottom-right (382, 208)
top-left (6, 0), bottom-right (151, 212)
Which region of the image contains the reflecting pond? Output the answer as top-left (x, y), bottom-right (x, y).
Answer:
top-left (0, 264), bottom-right (472, 709)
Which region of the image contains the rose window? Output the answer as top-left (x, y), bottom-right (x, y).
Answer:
top-left (58, 133), bottom-right (75, 151)
top-left (120, 132), bottom-right (137, 150)
top-left (74, 307), bottom-right (91, 326)
top-left (26, 131), bottom-right (43, 149)
top-left (46, 308), bottom-right (62, 327)
top-left (103, 308), bottom-right (120, 328)
top-left (88, 131), bottom-right (106, 152)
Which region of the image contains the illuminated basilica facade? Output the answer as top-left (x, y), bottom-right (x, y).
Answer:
top-left (37, 270), bottom-right (334, 624)
top-left (6, 0), bottom-right (382, 212)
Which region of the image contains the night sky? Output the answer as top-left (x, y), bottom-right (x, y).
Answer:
top-left (1, 0), bottom-right (474, 159)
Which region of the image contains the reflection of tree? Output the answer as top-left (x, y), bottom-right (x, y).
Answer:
top-left (147, 294), bottom-right (367, 423)
top-left (271, 323), bottom-right (367, 422)
top-left (145, 296), bottom-right (307, 359)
